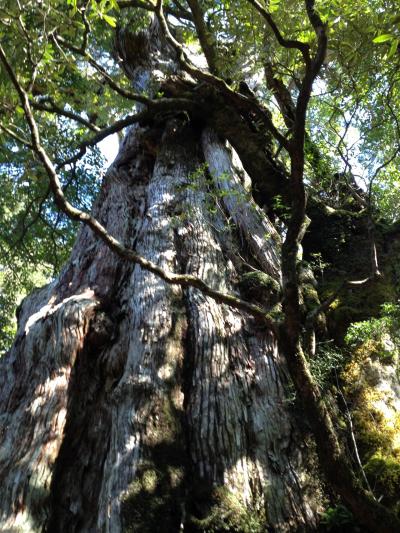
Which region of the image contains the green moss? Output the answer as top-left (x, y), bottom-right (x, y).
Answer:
top-left (320, 504), bottom-right (358, 532)
top-left (189, 487), bottom-right (265, 533)
top-left (238, 271), bottom-right (280, 304)
top-left (351, 408), bottom-right (391, 459)
top-left (340, 336), bottom-right (400, 515)
top-left (302, 283), bottom-right (319, 309)
top-left (121, 394), bottom-right (185, 532)
top-left (364, 453), bottom-right (400, 508)
top-left (322, 277), bottom-right (396, 343)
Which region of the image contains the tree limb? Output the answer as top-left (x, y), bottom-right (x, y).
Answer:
top-left (31, 98), bottom-right (100, 132)
top-left (186, 0), bottom-right (218, 74)
top-left (245, 0), bottom-right (311, 65)
top-left (0, 124), bottom-right (33, 148)
top-left (155, 0), bottom-right (290, 150)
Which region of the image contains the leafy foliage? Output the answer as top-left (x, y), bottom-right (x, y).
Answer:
top-left (345, 303), bottom-right (400, 362)
top-left (320, 504), bottom-right (359, 532)
top-left (309, 343), bottom-right (346, 391)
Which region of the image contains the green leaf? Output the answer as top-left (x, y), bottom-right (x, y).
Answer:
top-left (372, 34), bottom-right (393, 43)
top-left (387, 38), bottom-right (399, 58)
top-left (107, 0), bottom-right (120, 11)
top-left (270, 0), bottom-right (280, 13)
top-left (102, 14), bottom-right (116, 27)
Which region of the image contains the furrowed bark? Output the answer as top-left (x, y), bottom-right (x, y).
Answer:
top-left (0, 118), bottom-right (323, 532)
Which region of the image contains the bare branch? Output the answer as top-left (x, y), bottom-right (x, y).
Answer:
top-left (56, 110), bottom-right (150, 169)
top-left (56, 95), bottom-right (198, 169)
top-left (0, 123), bottom-right (33, 148)
top-left (52, 34), bottom-right (153, 105)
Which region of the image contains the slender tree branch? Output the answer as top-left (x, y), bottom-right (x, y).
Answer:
top-left (245, 0), bottom-right (311, 64)
top-left (55, 109), bottom-right (154, 169)
top-left (0, 124), bottom-right (33, 148)
top-left (335, 372), bottom-right (376, 497)
top-left (80, 1), bottom-right (91, 53)
top-left (52, 34), bottom-right (154, 105)
top-left (56, 95), bottom-right (198, 169)
top-left (10, 187), bottom-right (51, 251)
top-left (53, 33), bottom-right (195, 114)
top-left (31, 98), bottom-right (100, 132)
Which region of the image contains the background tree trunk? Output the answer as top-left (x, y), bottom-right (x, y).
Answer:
top-left (0, 115), bottom-right (325, 531)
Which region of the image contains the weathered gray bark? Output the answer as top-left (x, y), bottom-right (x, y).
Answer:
top-left (0, 18), bottom-right (328, 532)
top-left (0, 117), bottom-right (326, 532)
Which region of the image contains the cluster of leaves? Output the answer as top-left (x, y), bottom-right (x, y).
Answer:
top-left (309, 342), bottom-right (346, 391)
top-left (0, 0), bottom-right (132, 354)
top-left (320, 504), bottom-right (359, 532)
top-left (0, 142), bottom-right (103, 355)
top-left (345, 302), bottom-right (400, 362)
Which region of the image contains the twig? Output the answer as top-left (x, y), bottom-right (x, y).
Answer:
top-left (31, 98), bottom-right (100, 132)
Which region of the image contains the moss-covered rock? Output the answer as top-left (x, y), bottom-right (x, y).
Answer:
top-left (237, 270), bottom-right (280, 305)
top-left (340, 334), bottom-right (400, 516)
top-left (364, 453), bottom-right (400, 510)
top-left (321, 277), bottom-right (395, 344)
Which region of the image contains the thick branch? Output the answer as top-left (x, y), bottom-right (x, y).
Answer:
top-left (264, 61), bottom-right (295, 129)
top-left (56, 95), bottom-right (197, 169)
top-left (186, 0), bottom-right (218, 74)
top-left (155, 0), bottom-right (290, 150)
top-left (56, 110), bottom-right (151, 169)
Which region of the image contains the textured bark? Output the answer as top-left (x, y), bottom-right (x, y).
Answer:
top-left (0, 116), bottom-right (326, 531)
top-left (0, 19), bottom-right (329, 533)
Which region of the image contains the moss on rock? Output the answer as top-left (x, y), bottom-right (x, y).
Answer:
top-left (237, 270), bottom-right (280, 305)
top-left (341, 336), bottom-right (400, 516)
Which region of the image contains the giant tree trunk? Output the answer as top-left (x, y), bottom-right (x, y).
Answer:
top-left (0, 117), bottom-right (326, 531)
top-left (0, 20), bottom-right (327, 532)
